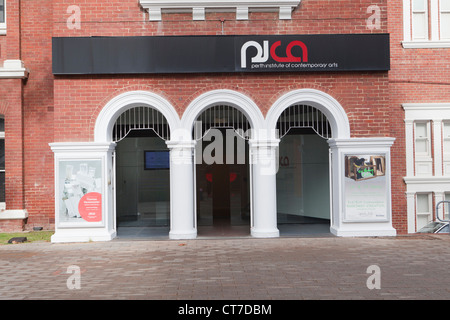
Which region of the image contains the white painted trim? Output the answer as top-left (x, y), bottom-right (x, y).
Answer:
top-left (0, 209), bottom-right (28, 220)
top-left (139, 0), bottom-right (301, 21)
top-left (266, 88), bottom-right (351, 139)
top-left (403, 103), bottom-right (450, 120)
top-left (94, 90), bottom-right (180, 143)
top-left (403, 0), bottom-right (412, 43)
top-left (328, 137), bottom-right (396, 237)
top-left (49, 142), bottom-right (116, 243)
top-left (0, 60), bottom-right (29, 79)
top-left (181, 89), bottom-right (265, 138)
top-left (402, 40), bottom-right (450, 47)
top-left (402, 0), bottom-right (450, 45)
top-left (51, 228), bottom-right (116, 243)
top-left (434, 120), bottom-right (443, 176)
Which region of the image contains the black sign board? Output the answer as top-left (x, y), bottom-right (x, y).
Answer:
top-left (52, 34), bottom-right (389, 75)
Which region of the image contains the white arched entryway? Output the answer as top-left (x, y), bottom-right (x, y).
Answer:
top-left (51, 91), bottom-right (182, 242)
top-left (50, 88), bottom-right (396, 243)
top-left (266, 88), bottom-right (396, 237)
top-left (180, 89), bottom-right (280, 237)
top-left (94, 90), bottom-right (181, 143)
top-left (266, 89), bottom-right (350, 139)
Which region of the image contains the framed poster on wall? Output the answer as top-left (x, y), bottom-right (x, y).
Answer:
top-left (57, 159), bottom-right (104, 228)
top-left (343, 154), bottom-right (389, 222)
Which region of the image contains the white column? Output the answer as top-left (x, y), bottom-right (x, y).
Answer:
top-left (166, 140), bottom-right (197, 239)
top-left (430, 0), bottom-right (440, 41)
top-left (249, 139), bottom-right (280, 238)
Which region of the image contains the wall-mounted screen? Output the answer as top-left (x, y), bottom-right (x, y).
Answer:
top-left (144, 150), bottom-right (170, 170)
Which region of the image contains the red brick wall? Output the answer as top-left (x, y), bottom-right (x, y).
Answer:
top-left (388, 0), bottom-right (450, 234)
top-left (0, 0), bottom-right (54, 230)
top-left (4, 0), bottom-right (398, 232)
top-left (21, 0), bottom-right (54, 230)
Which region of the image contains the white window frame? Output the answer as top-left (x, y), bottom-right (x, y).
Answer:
top-left (416, 192), bottom-right (433, 230)
top-left (412, 0), bottom-right (429, 41)
top-left (414, 120), bottom-right (433, 175)
top-left (403, 0), bottom-right (450, 48)
top-left (440, 0), bottom-right (450, 40)
top-left (414, 121), bottom-right (431, 157)
top-left (0, 0), bottom-right (6, 36)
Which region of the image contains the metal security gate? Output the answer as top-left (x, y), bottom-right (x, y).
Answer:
top-left (112, 106), bottom-right (170, 142)
top-left (276, 104), bottom-right (331, 139)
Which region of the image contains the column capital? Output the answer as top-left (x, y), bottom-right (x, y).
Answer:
top-left (248, 139), bottom-right (280, 149)
top-left (166, 139), bottom-right (196, 150)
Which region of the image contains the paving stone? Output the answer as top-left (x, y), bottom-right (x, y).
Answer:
top-left (0, 236), bottom-right (450, 299)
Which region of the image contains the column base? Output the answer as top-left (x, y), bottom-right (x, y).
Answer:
top-left (169, 230), bottom-right (197, 240)
top-left (251, 227), bottom-right (280, 238)
top-left (330, 225), bottom-right (397, 237)
top-left (51, 229), bottom-right (116, 243)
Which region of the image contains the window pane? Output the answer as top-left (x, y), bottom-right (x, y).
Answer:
top-left (417, 214), bottom-right (430, 230)
top-left (441, 13), bottom-right (450, 39)
top-left (417, 194), bottom-right (430, 213)
top-left (0, 0), bottom-right (4, 24)
top-left (444, 123), bottom-right (450, 138)
top-left (413, 13), bottom-right (428, 39)
top-left (444, 140), bottom-right (450, 153)
top-left (415, 122), bottom-right (428, 137)
top-left (416, 139), bottom-right (428, 153)
top-left (413, 0), bottom-right (427, 11)
top-left (441, 0), bottom-right (450, 11)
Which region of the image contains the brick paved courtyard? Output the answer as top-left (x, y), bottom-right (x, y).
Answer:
top-left (1, 235), bottom-right (449, 300)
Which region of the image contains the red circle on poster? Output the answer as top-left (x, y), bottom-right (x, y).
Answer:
top-left (78, 192), bottom-right (102, 222)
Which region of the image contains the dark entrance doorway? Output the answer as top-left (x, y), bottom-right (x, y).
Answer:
top-left (113, 106), bottom-right (171, 239)
top-left (275, 104), bottom-right (332, 237)
top-left (195, 127), bottom-right (251, 237)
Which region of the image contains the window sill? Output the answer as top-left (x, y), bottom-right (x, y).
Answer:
top-left (402, 40), bottom-right (450, 48)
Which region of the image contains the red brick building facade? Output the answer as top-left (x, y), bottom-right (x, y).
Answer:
top-left (0, 0), bottom-right (448, 241)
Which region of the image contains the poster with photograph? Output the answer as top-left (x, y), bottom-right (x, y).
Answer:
top-left (344, 154), bottom-right (388, 222)
top-left (58, 159), bottom-right (103, 226)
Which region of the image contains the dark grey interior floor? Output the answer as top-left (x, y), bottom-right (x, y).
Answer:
top-left (115, 222), bottom-right (333, 240)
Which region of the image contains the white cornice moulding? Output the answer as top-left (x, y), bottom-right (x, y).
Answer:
top-left (0, 60), bottom-right (29, 79)
top-left (139, 0), bottom-right (301, 21)
top-left (403, 103), bottom-right (450, 121)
